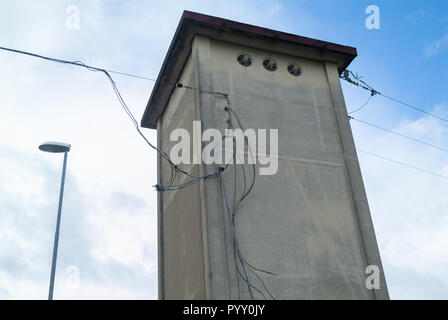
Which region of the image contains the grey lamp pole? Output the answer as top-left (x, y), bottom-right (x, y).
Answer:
top-left (39, 141), bottom-right (71, 300)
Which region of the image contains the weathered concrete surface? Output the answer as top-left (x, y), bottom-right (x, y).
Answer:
top-left (155, 32), bottom-right (389, 300)
top-left (158, 54), bottom-right (207, 299)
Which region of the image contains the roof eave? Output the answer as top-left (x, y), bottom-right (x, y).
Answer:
top-left (141, 11), bottom-right (357, 129)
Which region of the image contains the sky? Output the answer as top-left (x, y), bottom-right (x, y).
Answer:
top-left (0, 0), bottom-right (447, 299)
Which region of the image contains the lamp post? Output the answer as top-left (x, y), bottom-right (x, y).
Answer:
top-left (39, 141), bottom-right (71, 300)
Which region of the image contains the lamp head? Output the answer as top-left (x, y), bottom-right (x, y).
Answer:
top-left (39, 142), bottom-right (71, 153)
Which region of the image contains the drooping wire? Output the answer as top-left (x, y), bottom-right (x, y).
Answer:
top-left (0, 46), bottom-right (179, 167)
top-left (225, 103), bottom-right (256, 209)
top-left (247, 266), bottom-right (276, 300)
top-left (231, 249), bottom-right (268, 299)
top-left (232, 158), bottom-right (241, 299)
top-left (227, 133), bottom-right (255, 299)
top-left (0, 45), bottom-right (230, 190)
top-left (154, 172), bottom-right (220, 191)
top-left (348, 94), bottom-right (373, 114)
top-left (223, 98), bottom-right (276, 300)
top-left (219, 170), bottom-right (255, 300)
top-left (218, 131), bottom-right (264, 299)
top-left (0, 45), bottom-right (278, 298)
top-left (156, 133), bottom-right (237, 191)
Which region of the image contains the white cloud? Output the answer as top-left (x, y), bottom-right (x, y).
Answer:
top-left (351, 102), bottom-right (448, 298)
top-left (1, 0), bottom-right (446, 300)
top-left (425, 34), bottom-right (448, 57)
top-left (88, 195), bottom-right (157, 275)
top-left (405, 10), bottom-right (425, 25)
top-left (0, 0), bottom-right (294, 300)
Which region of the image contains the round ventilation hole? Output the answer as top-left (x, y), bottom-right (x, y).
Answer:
top-left (237, 54), bottom-right (252, 67)
top-left (287, 64), bottom-right (302, 76)
top-left (263, 58), bottom-right (277, 72)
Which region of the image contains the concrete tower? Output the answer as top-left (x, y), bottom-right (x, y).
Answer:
top-left (141, 11), bottom-right (389, 300)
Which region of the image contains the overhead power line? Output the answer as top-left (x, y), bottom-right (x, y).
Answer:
top-left (0, 46), bottom-right (157, 82)
top-left (357, 148), bottom-right (448, 180)
top-left (349, 116), bottom-right (448, 154)
top-left (0, 45), bottom-right (244, 195)
top-left (0, 45), bottom-right (217, 190)
top-left (0, 46), bottom-right (174, 162)
top-left (106, 69), bottom-right (157, 82)
top-left (341, 70), bottom-right (448, 124)
top-left (342, 71), bottom-right (448, 180)
top-left (380, 93), bottom-right (448, 124)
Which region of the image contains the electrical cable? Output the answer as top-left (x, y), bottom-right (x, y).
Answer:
top-left (349, 116), bottom-right (448, 153)
top-left (232, 247), bottom-right (268, 299)
top-left (225, 105), bottom-right (256, 208)
top-left (0, 45), bottom-right (233, 192)
top-left (231, 253), bottom-right (267, 299)
top-left (341, 69), bottom-right (448, 124)
top-left (224, 101), bottom-right (276, 299)
top-left (106, 69), bottom-right (157, 82)
top-left (0, 45), bottom-right (278, 298)
top-left (348, 95), bottom-right (373, 114)
top-left (232, 161), bottom-right (241, 299)
top-left (220, 170), bottom-right (255, 300)
top-left (341, 70), bottom-right (448, 180)
top-left (247, 266), bottom-right (276, 300)
top-left (0, 46), bottom-right (178, 168)
top-left (357, 148), bottom-right (448, 180)
top-left (381, 93), bottom-right (448, 124)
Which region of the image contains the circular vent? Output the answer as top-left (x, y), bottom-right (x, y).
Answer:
top-left (263, 58), bottom-right (277, 72)
top-left (237, 54), bottom-right (252, 67)
top-left (287, 63), bottom-right (302, 76)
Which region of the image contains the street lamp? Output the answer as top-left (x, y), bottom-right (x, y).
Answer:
top-left (39, 141), bottom-right (71, 300)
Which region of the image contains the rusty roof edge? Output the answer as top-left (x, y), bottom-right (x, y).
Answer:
top-left (141, 10), bottom-right (357, 129)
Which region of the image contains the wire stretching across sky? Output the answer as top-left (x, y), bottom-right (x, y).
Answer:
top-left (0, 46), bottom-right (162, 152)
top-left (350, 116), bottom-right (448, 154)
top-left (6, 45), bottom-right (446, 126)
top-left (2, 45), bottom-right (447, 185)
top-left (357, 149), bottom-right (448, 180)
top-left (0, 45), bottom-right (235, 191)
top-left (342, 70), bottom-right (448, 181)
top-left (0, 45), bottom-right (218, 190)
top-left (341, 70), bottom-right (448, 124)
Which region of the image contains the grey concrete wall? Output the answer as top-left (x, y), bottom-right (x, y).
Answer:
top-left (157, 35), bottom-right (389, 300)
top-left (158, 54), bottom-right (207, 299)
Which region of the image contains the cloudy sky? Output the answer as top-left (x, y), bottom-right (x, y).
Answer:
top-left (0, 0), bottom-right (447, 299)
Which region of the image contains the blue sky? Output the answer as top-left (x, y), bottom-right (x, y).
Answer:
top-left (0, 0), bottom-right (447, 299)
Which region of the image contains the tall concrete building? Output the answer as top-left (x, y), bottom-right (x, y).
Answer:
top-left (141, 11), bottom-right (389, 300)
